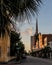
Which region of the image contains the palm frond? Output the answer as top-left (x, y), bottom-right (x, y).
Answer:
top-left (3, 0), bottom-right (42, 21)
top-left (0, 0), bottom-right (42, 36)
top-left (0, 7), bottom-right (11, 37)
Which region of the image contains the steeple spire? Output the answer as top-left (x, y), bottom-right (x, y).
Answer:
top-left (36, 18), bottom-right (38, 34)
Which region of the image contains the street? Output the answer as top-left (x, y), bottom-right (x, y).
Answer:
top-left (0, 56), bottom-right (52, 65)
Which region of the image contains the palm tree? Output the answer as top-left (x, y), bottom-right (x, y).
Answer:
top-left (0, 0), bottom-right (42, 36)
top-left (0, 0), bottom-right (42, 61)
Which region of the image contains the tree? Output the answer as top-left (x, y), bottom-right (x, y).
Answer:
top-left (0, 0), bottom-right (42, 36)
top-left (16, 41), bottom-right (25, 61)
top-left (10, 31), bottom-right (25, 58)
top-left (16, 41), bottom-right (25, 55)
top-left (10, 31), bottom-right (21, 43)
top-left (42, 46), bottom-right (51, 58)
top-left (10, 31), bottom-right (21, 56)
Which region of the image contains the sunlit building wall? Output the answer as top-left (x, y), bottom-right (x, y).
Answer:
top-left (44, 37), bottom-right (47, 47)
top-left (31, 19), bottom-right (52, 51)
top-left (39, 33), bottom-right (43, 48)
top-left (36, 41), bottom-right (39, 49)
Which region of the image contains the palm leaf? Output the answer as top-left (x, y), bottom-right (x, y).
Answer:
top-left (3, 0), bottom-right (42, 21)
top-left (0, 0), bottom-right (42, 37)
top-left (0, 7), bottom-right (11, 37)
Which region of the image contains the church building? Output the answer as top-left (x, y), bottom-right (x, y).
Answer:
top-left (31, 19), bottom-right (52, 51)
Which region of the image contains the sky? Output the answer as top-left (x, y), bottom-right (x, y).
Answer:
top-left (17, 0), bottom-right (52, 52)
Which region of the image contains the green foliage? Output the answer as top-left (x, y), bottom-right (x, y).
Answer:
top-left (10, 31), bottom-right (25, 57)
top-left (10, 31), bottom-right (21, 43)
top-left (16, 41), bottom-right (25, 53)
top-left (43, 46), bottom-right (51, 53)
top-left (10, 31), bottom-right (21, 56)
top-left (16, 41), bottom-right (25, 60)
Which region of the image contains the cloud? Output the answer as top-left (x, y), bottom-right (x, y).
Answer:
top-left (21, 28), bottom-right (32, 36)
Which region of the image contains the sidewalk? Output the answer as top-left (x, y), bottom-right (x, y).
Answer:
top-left (0, 56), bottom-right (16, 64)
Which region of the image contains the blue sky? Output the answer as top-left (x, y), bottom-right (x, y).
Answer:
top-left (19, 0), bottom-right (52, 52)
top-left (38, 0), bottom-right (52, 34)
top-left (20, 0), bottom-right (52, 34)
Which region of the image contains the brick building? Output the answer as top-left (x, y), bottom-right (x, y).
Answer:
top-left (31, 19), bottom-right (52, 51)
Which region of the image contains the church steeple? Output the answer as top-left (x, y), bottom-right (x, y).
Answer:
top-left (36, 18), bottom-right (38, 34)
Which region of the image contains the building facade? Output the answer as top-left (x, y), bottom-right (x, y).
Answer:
top-left (0, 31), bottom-right (10, 62)
top-left (0, 24), bottom-right (16, 62)
top-left (31, 19), bottom-right (52, 52)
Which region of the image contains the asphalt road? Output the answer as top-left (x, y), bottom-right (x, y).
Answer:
top-left (0, 56), bottom-right (52, 65)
